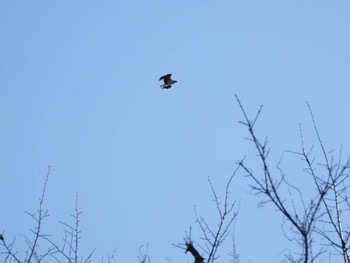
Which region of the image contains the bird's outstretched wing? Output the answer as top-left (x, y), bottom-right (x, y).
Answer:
top-left (159, 74), bottom-right (172, 82)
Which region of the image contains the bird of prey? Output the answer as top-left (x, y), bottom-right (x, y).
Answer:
top-left (159, 73), bottom-right (177, 90)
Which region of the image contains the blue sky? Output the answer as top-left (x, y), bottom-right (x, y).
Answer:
top-left (1, 1), bottom-right (349, 262)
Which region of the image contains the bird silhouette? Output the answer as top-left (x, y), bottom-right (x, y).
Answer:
top-left (159, 73), bottom-right (177, 90)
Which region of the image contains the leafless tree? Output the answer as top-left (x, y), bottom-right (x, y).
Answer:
top-left (235, 94), bottom-right (350, 263)
top-left (0, 167), bottom-right (101, 263)
top-left (137, 245), bottom-right (150, 263)
top-left (0, 167), bottom-right (56, 263)
top-left (43, 193), bottom-right (95, 263)
top-left (175, 168), bottom-right (239, 263)
top-left (100, 248), bottom-right (118, 263)
top-left (302, 103), bottom-right (350, 262)
top-left (2, 97), bottom-right (349, 263)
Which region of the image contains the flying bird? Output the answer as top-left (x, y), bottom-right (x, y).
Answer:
top-left (159, 73), bottom-right (177, 90)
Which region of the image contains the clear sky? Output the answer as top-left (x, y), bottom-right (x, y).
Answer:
top-left (1, 1), bottom-right (349, 262)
